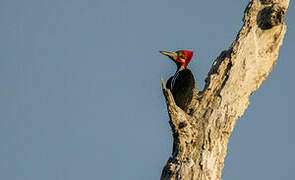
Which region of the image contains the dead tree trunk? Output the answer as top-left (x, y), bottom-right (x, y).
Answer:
top-left (160, 0), bottom-right (290, 179)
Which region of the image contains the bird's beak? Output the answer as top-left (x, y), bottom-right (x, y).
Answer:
top-left (159, 51), bottom-right (177, 61)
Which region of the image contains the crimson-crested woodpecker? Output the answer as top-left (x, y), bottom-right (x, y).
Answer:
top-left (160, 50), bottom-right (197, 113)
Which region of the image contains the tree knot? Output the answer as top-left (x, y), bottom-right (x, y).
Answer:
top-left (257, 4), bottom-right (286, 30)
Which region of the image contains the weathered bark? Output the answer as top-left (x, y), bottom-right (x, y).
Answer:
top-left (160, 0), bottom-right (290, 180)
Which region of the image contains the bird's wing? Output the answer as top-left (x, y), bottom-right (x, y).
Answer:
top-left (171, 69), bottom-right (196, 111)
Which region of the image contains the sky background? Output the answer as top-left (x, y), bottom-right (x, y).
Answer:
top-left (0, 0), bottom-right (294, 179)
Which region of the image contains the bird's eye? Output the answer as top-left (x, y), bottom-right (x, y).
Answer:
top-left (177, 51), bottom-right (184, 57)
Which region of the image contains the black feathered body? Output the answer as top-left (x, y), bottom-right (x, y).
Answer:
top-left (166, 68), bottom-right (196, 113)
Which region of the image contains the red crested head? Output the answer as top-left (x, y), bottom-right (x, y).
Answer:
top-left (160, 50), bottom-right (194, 68)
top-left (176, 50), bottom-right (193, 68)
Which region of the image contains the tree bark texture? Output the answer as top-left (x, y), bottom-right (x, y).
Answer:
top-left (160, 0), bottom-right (290, 180)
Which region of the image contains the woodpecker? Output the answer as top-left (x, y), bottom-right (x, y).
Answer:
top-left (160, 50), bottom-right (197, 113)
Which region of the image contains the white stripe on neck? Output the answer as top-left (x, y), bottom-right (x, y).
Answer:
top-left (171, 66), bottom-right (185, 90)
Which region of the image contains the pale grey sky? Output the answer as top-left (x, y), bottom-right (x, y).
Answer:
top-left (0, 0), bottom-right (294, 179)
